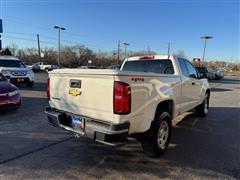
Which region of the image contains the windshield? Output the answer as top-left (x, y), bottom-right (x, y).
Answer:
top-left (0, 59), bottom-right (26, 68)
top-left (122, 60), bottom-right (174, 74)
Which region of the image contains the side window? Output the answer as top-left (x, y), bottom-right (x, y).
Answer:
top-left (178, 58), bottom-right (188, 77)
top-left (185, 61), bottom-right (198, 79)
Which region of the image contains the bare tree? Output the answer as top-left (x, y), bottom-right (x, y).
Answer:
top-left (0, 48), bottom-right (13, 56)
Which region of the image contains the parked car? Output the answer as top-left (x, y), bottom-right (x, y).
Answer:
top-left (45, 55), bottom-right (210, 157)
top-left (216, 69), bottom-right (224, 79)
top-left (35, 62), bottom-right (53, 72)
top-left (209, 69), bottom-right (223, 80)
top-left (106, 64), bottom-right (121, 70)
top-left (0, 56), bottom-right (35, 87)
top-left (195, 66), bottom-right (208, 79)
top-left (77, 66), bottom-right (99, 69)
top-left (0, 73), bottom-right (21, 110)
top-left (51, 65), bottom-right (59, 70)
top-left (195, 66), bottom-right (223, 80)
top-left (32, 63), bottom-right (41, 72)
top-left (207, 69), bottom-right (216, 80)
top-left (23, 62), bottom-right (33, 69)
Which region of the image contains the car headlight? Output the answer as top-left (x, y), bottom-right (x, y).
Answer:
top-left (8, 90), bottom-right (19, 97)
top-left (1, 70), bottom-right (11, 74)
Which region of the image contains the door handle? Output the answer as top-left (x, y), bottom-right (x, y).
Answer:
top-left (192, 82), bottom-right (195, 85)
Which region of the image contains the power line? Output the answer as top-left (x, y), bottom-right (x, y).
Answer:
top-left (3, 18), bottom-right (165, 51)
top-left (4, 34), bottom-right (164, 54)
top-left (1, 0), bottom-right (235, 3)
top-left (6, 18), bottom-right (51, 32)
top-left (4, 31), bottom-right (36, 36)
top-left (6, 18), bottom-right (108, 42)
top-left (5, 18), bottom-right (150, 48)
top-left (4, 31), bottom-right (119, 49)
top-left (3, 35), bottom-right (56, 46)
top-left (3, 35), bottom-right (117, 54)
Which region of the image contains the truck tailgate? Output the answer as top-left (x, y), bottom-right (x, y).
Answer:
top-left (48, 71), bottom-right (115, 123)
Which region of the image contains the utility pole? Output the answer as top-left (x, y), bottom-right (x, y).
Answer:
top-left (123, 42), bottom-right (130, 59)
top-left (37, 34), bottom-right (41, 61)
top-left (201, 35), bottom-right (213, 63)
top-left (167, 42), bottom-right (171, 59)
top-left (117, 40), bottom-right (120, 64)
top-left (202, 39), bottom-right (208, 62)
top-left (148, 46), bottom-right (151, 55)
top-left (54, 26), bottom-right (65, 68)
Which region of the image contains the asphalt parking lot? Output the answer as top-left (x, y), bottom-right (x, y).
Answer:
top-left (0, 72), bottom-right (239, 179)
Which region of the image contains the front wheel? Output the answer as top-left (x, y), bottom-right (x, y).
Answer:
top-left (195, 93), bottom-right (210, 117)
top-left (140, 111), bottom-right (172, 157)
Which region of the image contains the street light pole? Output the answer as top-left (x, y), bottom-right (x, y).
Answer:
top-left (123, 42), bottom-right (129, 59)
top-left (54, 26), bottom-right (65, 68)
top-left (167, 42), bottom-right (171, 59)
top-left (201, 35), bottom-right (213, 63)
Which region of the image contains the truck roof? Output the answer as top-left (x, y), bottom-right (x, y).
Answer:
top-left (0, 56), bottom-right (20, 61)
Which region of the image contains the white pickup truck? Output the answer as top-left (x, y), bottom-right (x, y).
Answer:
top-left (45, 55), bottom-right (210, 157)
top-left (35, 62), bottom-right (53, 72)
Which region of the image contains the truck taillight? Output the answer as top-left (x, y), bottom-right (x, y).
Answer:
top-left (114, 81), bottom-right (131, 114)
top-left (139, 56), bottom-right (155, 60)
top-left (47, 78), bottom-right (50, 100)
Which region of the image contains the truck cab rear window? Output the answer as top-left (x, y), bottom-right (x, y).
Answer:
top-left (122, 60), bottom-right (174, 74)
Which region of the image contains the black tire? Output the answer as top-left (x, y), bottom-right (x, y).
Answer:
top-left (27, 81), bottom-right (34, 87)
top-left (140, 111), bottom-right (172, 157)
top-left (195, 93), bottom-right (210, 117)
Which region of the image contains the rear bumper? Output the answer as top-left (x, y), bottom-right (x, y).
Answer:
top-left (0, 97), bottom-right (21, 111)
top-left (45, 107), bottom-right (130, 146)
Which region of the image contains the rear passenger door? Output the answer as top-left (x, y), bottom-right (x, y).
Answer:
top-left (185, 60), bottom-right (202, 107)
top-left (178, 58), bottom-right (193, 112)
top-left (178, 58), bottom-right (202, 112)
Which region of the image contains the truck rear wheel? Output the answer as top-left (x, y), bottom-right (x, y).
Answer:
top-left (141, 111), bottom-right (172, 157)
top-left (195, 93), bottom-right (209, 117)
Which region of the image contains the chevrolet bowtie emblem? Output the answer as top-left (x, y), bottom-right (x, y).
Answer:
top-left (69, 89), bottom-right (81, 96)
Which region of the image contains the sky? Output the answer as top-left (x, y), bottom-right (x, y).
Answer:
top-left (0, 0), bottom-right (239, 61)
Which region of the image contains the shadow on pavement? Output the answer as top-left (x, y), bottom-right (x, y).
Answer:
top-left (209, 78), bottom-right (240, 85)
top-left (0, 105), bottom-right (239, 179)
top-left (211, 87), bottom-right (232, 92)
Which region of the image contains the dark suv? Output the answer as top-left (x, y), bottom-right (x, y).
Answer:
top-left (195, 66), bottom-right (208, 79)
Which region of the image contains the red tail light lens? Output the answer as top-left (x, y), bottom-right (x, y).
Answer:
top-left (114, 81), bottom-right (131, 114)
top-left (47, 78), bottom-right (50, 100)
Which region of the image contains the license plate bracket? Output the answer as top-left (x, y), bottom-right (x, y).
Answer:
top-left (69, 115), bottom-right (84, 129)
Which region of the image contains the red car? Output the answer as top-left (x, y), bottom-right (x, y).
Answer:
top-left (0, 73), bottom-right (21, 110)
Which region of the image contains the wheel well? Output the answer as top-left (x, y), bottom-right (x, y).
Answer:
top-left (155, 100), bottom-right (174, 120)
